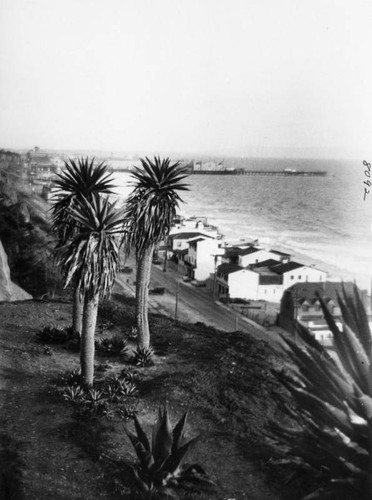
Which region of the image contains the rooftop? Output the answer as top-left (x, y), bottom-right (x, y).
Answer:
top-left (251, 259), bottom-right (281, 269)
top-left (286, 281), bottom-right (363, 303)
top-left (171, 232), bottom-right (213, 240)
top-left (188, 237), bottom-right (210, 245)
top-left (269, 261), bottom-right (304, 275)
top-left (217, 263), bottom-right (243, 275)
top-left (269, 249), bottom-right (291, 257)
top-left (237, 246), bottom-right (261, 256)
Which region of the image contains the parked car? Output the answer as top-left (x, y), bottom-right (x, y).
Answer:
top-left (149, 287), bottom-right (165, 295)
top-left (193, 281), bottom-right (207, 288)
top-left (120, 266), bottom-right (133, 274)
top-left (182, 276), bottom-right (192, 282)
top-left (152, 259), bottom-right (161, 265)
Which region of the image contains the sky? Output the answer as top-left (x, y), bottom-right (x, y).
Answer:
top-left (0, 0), bottom-right (371, 158)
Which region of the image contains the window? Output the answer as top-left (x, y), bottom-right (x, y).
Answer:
top-left (298, 275), bottom-right (302, 279)
top-left (290, 275), bottom-right (294, 280)
top-left (302, 304), bottom-right (309, 312)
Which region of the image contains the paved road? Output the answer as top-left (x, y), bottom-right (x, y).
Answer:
top-left (116, 260), bottom-right (287, 349)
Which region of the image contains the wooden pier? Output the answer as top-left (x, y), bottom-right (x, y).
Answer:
top-left (191, 169), bottom-right (327, 177)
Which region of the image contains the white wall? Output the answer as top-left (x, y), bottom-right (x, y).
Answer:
top-left (239, 249), bottom-right (281, 267)
top-left (229, 269), bottom-right (259, 299)
top-left (193, 238), bottom-right (220, 281)
top-left (282, 266), bottom-right (327, 289)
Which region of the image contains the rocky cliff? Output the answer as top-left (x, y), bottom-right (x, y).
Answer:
top-left (0, 240), bottom-right (32, 301)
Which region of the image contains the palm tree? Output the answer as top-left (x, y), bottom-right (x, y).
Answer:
top-left (51, 157), bottom-right (115, 336)
top-left (272, 285), bottom-right (372, 499)
top-left (122, 157), bottom-right (189, 348)
top-left (55, 194), bottom-right (125, 386)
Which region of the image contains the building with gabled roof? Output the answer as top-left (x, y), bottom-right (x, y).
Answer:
top-left (185, 236), bottom-right (224, 281)
top-left (215, 257), bottom-right (327, 302)
top-left (169, 231), bottom-right (214, 251)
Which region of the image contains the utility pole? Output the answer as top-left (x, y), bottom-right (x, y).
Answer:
top-left (175, 281), bottom-right (179, 320)
top-left (294, 288), bottom-right (298, 344)
top-left (163, 248), bottom-right (168, 272)
top-left (235, 314), bottom-right (239, 330)
top-left (213, 254), bottom-right (217, 300)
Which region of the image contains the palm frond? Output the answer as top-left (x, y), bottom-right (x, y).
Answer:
top-left (51, 156), bottom-right (116, 244)
top-left (122, 156), bottom-right (189, 258)
top-left (55, 194), bottom-right (125, 299)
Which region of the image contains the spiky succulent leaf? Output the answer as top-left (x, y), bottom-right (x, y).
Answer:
top-left (152, 406), bottom-right (173, 465)
top-left (163, 434), bottom-right (201, 475)
top-left (133, 414), bottom-right (151, 453)
top-left (126, 406), bottom-right (215, 498)
top-left (272, 287), bottom-right (372, 499)
top-left (171, 409), bottom-right (189, 453)
top-left (126, 428), bottom-right (153, 470)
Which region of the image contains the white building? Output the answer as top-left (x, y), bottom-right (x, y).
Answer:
top-left (237, 247), bottom-right (290, 267)
top-left (216, 260), bottom-right (327, 302)
top-left (170, 216), bottom-right (220, 239)
top-left (185, 236), bottom-right (224, 282)
top-left (169, 231), bottom-right (213, 252)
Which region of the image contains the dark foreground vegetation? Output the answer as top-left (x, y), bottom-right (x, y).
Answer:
top-left (0, 293), bottom-right (299, 500)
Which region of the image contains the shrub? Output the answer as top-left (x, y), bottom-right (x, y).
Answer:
top-left (37, 324), bottom-right (79, 347)
top-left (56, 369), bottom-right (81, 386)
top-left (37, 324), bottom-right (66, 343)
top-left (124, 326), bottom-right (138, 341)
top-left (98, 300), bottom-right (124, 324)
top-left (125, 406), bottom-right (216, 499)
top-left (120, 367), bottom-right (137, 383)
top-left (99, 320), bottom-right (114, 335)
top-left (95, 336), bottom-right (129, 357)
top-left (102, 376), bottom-right (137, 402)
top-left (271, 285), bottom-right (372, 499)
top-left (131, 346), bottom-right (154, 367)
top-left (62, 384), bottom-right (85, 402)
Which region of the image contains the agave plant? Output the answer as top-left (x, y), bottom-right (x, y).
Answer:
top-left (57, 369), bottom-right (81, 386)
top-left (120, 367), bottom-right (137, 383)
top-left (132, 346), bottom-right (154, 367)
top-left (37, 324), bottom-right (66, 344)
top-left (62, 384), bottom-right (85, 403)
top-left (124, 325), bottom-right (139, 341)
top-left (118, 403), bottom-right (138, 420)
top-left (125, 406), bottom-right (216, 499)
top-left (272, 285), bottom-right (372, 499)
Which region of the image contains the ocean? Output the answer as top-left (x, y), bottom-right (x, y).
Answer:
top-left (112, 157), bottom-right (372, 292)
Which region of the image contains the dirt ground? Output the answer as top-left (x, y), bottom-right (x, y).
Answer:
top-left (0, 298), bottom-right (297, 500)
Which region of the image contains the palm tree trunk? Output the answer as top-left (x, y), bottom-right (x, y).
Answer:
top-left (80, 292), bottom-right (99, 387)
top-left (73, 286), bottom-right (84, 336)
top-left (136, 245), bottom-right (154, 349)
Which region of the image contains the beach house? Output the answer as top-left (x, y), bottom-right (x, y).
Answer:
top-left (215, 259), bottom-right (327, 302)
top-left (184, 236), bottom-right (224, 282)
